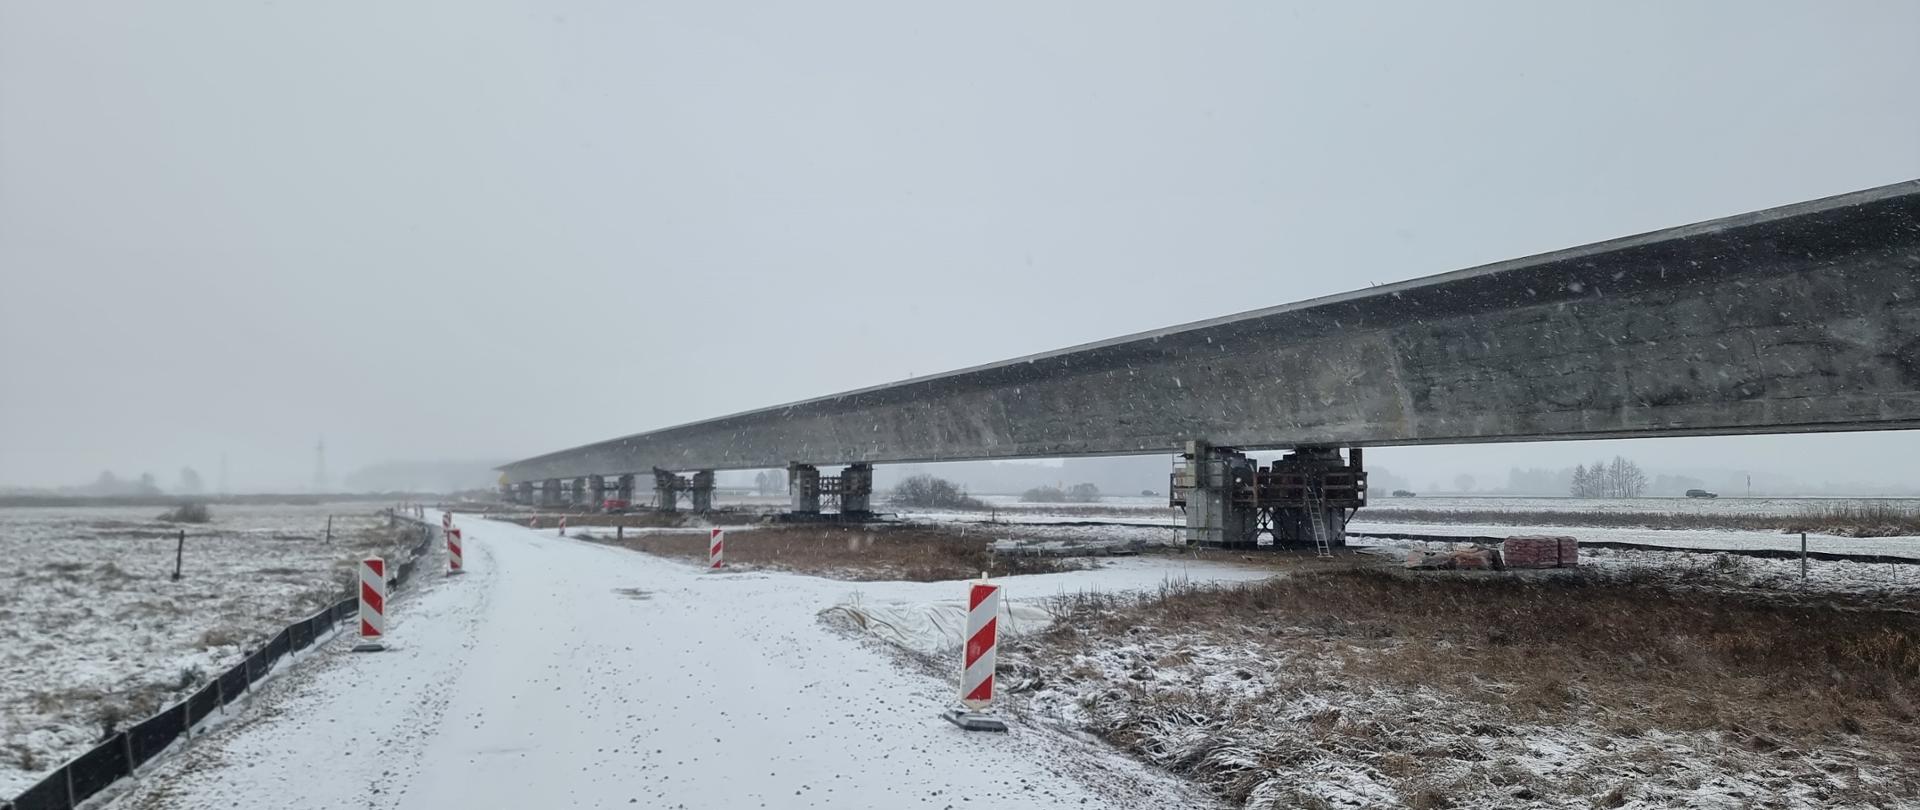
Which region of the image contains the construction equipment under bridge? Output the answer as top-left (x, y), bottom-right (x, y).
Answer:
top-left (500, 180), bottom-right (1920, 549)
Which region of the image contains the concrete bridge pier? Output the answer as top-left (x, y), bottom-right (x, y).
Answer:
top-left (690, 471), bottom-right (715, 513)
top-left (1176, 442), bottom-right (1258, 549)
top-left (653, 468), bottom-right (680, 512)
top-left (1172, 442), bottom-right (1366, 550)
top-left (615, 474), bottom-right (635, 505)
top-left (788, 463), bottom-right (821, 514)
top-left (840, 463), bottom-right (874, 515)
top-left (571, 477), bottom-right (589, 507)
top-left (588, 475), bottom-right (606, 510)
top-left (517, 481), bottom-right (535, 504)
top-left (1268, 447), bottom-right (1357, 549)
top-left (541, 479), bottom-right (562, 508)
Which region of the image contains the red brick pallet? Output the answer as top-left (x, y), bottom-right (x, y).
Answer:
top-left (1503, 535), bottom-right (1579, 568)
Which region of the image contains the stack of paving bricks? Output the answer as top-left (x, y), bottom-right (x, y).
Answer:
top-left (1502, 535), bottom-right (1579, 568)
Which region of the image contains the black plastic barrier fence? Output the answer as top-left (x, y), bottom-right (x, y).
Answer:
top-left (7, 511), bottom-right (442, 810)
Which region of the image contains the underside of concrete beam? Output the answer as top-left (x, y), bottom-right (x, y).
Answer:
top-left (501, 180), bottom-right (1920, 483)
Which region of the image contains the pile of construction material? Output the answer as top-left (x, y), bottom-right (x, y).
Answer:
top-left (1502, 535), bottom-right (1580, 569)
top-left (1404, 543), bottom-right (1501, 570)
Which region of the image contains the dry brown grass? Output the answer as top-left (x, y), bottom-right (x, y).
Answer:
top-left (1009, 567), bottom-right (1920, 807)
top-left (588, 524), bottom-right (1083, 581)
top-left (4, 741), bottom-right (40, 771)
top-left (1782, 501), bottom-right (1920, 537)
top-left (196, 625), bottom-right (252, 650)
top-left (1050, 567), bottom-right (1920, 747)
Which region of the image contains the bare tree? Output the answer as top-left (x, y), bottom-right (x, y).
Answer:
top-left (1574, 457), bottom-right (1647, 498)
top-left (1609, 456), bottom-right (1647, 497)
top-left (1570, 464), bottom-right (1592, 498)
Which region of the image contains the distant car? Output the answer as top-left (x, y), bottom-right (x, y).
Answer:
top-left (1391, 489), bottom-right (1417, 497)
top-left (1685, 489), bottom-right (1718, 499)
top-left (602, 498), bottom-right (632, 512)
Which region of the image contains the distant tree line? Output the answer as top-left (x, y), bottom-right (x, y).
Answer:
top-left (891, 475), bottom-right (985, 510)
top-left (1021, 483), bottom-right (1102, 503)
top-left (1570, 457), bottom-right (1647, 498)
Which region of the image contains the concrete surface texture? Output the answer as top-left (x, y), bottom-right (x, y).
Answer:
top-left (502, 180), bottom-right (1920, 482)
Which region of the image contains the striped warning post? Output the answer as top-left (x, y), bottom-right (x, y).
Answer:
top-left (944, 579), bottom-right (1007, 731)
top-left (961, 581), bottom-right (1001, 708)
top-left (354, 557), bottom-right (387, 652)
top-left (558, 517), bottom-right (567, 536)
top-left (441, 511), bottom-right (452, 530)
top-left (447, 527), bottom-right (464, 575)
top-left (708, 528), bottom-right (725, 569)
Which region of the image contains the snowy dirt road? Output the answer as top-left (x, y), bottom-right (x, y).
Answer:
top-left (110, 515), bottom-right (1229, 810)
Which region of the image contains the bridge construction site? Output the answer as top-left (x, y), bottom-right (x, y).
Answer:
top-left (499, 180), bottom-right (1920, 553)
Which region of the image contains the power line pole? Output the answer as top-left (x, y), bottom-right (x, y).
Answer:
top-left (313, 438), bottom-right (328, 494)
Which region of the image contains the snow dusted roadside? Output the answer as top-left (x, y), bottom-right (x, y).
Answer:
top-left (0, 505), bottom-right (415, 797)
top-left (852, 558), bottom-right (1920, 810)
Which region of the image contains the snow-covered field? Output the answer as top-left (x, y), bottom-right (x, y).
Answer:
top-left (906, 494), bottom-right (1920, 520)
top-left (974, 494), bottom-right (1172, 509)
top-left (1353, 537), bottom-right (1920, 598)
top-left (1367, 495), bottom-right (1920, 517)
top-left (0, 503), bottom-right (411, 797)
top-left (1348, 519), bottom-right (1920, 560)
top-left (893, 500), bottom-right (1920, 564)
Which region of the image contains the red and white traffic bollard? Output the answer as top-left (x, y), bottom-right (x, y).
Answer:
top-left (943, 578), bottom-right (1008, 731)
top-left (558, 517), bottom-right (567, 536)
top-left (447, 527), bottom-right (464, 575)
top-left (354, 557), bottom-right (387, 652)
top-left (708, 528), bottom-right (725, 569)
top-left (530, 516), bottom-right (540, 529)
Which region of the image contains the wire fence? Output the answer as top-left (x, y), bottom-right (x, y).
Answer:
top-left (5, 510), bottom-right (439, 810)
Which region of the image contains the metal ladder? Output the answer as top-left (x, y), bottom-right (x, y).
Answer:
top-left (1305, 480), bottom-right (1333, 558)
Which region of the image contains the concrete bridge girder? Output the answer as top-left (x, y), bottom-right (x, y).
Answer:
top-left (497, 182), bottom-right (1920, 487)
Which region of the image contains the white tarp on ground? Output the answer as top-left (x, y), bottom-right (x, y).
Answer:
top-left (820, 599), bottom-right (1057, 656)
top-left (818, 557), bottom-right (1272, 657)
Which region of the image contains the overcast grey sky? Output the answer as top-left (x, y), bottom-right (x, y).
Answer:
top-left (3, 1), bottom-right (1918, 492)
